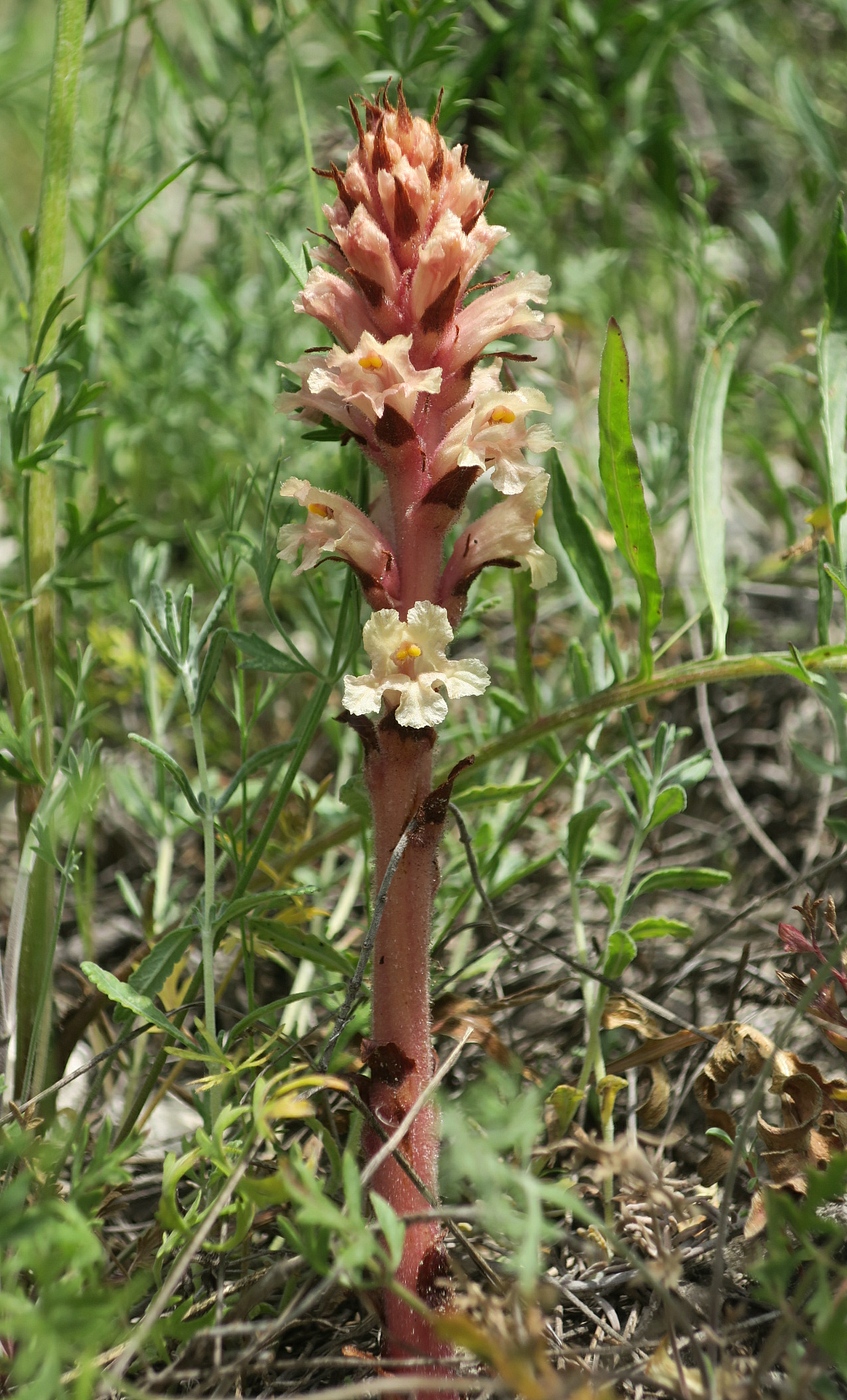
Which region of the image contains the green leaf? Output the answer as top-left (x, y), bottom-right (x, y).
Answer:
top-left (193, 627), bottom-right (228, 714)
top-left (825, 816), bottom-right (847, 844)
top-left (825, 198), bottom-right (847, 332)
top-left (81, 962), bottom-right (196, 1048)
top-left (646, 784), bottom-right (687, 831)
top-left (597, 319), bottom-right (662, 677)
top-left (253, 921), bottom-right (353, 976)
top-left (630, 866), bottom-right (731, 902)
top-left (215, 740), bottom-right (297, 811)
top-left (194, 584), bottom-right (233, 654)
top-left (688, 302), bottom-right (758, 655)
top-left (488, 687), bottom-right (527, 724)
top-left (230, 630), bottom-right (305, 674)
top-left (129, 927), bottom-right (195, 1001)
top-left (625, 916), bottom-right (693, 941)
top-left (338, 774), bottom-right (371, 819)
top-left (128, 734), bottom-right (202, 815)
top-left (775, 58), bottom-right (840, 180)
top-left (268, 233), bottom-right (308, 289)
top-left (457, 779), bottom-right (542, 807)
top-left (130, 598), bottom-right (177, 669)
top-left (604, 929), bottom-right (637, 979)
top-left (549, 451), bottom-right (612, 615)
top-left (794, 741), bottom-right (846, 779)
top-left (565, 802), bottom-right (610, 878)
top-left (370, 1193), bottom-right (405, 1270)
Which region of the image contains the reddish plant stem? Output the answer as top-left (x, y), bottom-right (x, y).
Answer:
top-left (362, 717), bottom-right (454, 1370)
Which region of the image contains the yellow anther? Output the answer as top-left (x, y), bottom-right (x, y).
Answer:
top-left (308, 502), bottom-right (333, 518)
top-left (489, 406), bottom-right (516, 425)
top-left (358, 353), bottom-right (384, 371)
top-left (393, 642), bottom-right (422, 663)
top-left (533, 508), bottom-right (543, 526)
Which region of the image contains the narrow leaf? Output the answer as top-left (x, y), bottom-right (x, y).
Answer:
top-left (626, 916), bottom-right (693, 941)
top-left (129, 733), bottom-right (202, 814)
top-left (688, 302), bottom-right (757, 655)
top-left (81, 961), bottom-right (196, 1048)
top-left (565, 802), bottom-right (610, 878)
top-left (549, 452), bottom-right (612, 615)
top-left (130, 598), bottom-right (177, 670)
top-left (268, 234), bottom-right (308, 289)
top-left (194, 583), bottom-right (233, 654)
top-left (193, 627), bottom-right (228, 714)
top-left (231, 630), bottom-right (305, 674)
top-left (630, 866), bottom-right (731, 902)
top-left (597, 319), bottom-right (662, 677)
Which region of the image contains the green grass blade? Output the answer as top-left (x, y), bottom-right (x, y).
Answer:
top-left (688, 302), bottom-right (757, 656)
top-left (597, 319), bottom-right (662, 678)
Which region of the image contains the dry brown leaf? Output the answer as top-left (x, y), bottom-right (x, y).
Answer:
top-left (645, 1340), bottom-right (752, 1398)
top-left (601, 997), bottom-right (676, 1127)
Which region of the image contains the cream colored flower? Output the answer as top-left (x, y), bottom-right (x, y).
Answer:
top-left (278, 478), bottom-right (395, 586)
top-left (451, 271), bottom-right (552, 363)
top-left (306, 332), bottom-right (442, 424)
top-left (432, 371), bottom-right (555, 495)
top-left (343, 600), bottom-right (489, 728)
top-left (443, 473), bottom-right (557, 597)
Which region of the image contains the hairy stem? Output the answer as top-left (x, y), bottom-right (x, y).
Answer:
top-left (362, 718), bottom-right (454, 1376)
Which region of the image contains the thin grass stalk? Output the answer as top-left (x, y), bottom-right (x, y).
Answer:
top-left (15, 0), bottom-right (88, 1097)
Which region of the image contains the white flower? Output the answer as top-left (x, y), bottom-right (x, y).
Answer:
top-left (431, 368), bottom-right (555, 495)
top-left (442, 473), bottom-right (557, 597)
top-left (343, 600), bottom-right (489, 728)
top-left (278, 478), bottom-right (395, 587)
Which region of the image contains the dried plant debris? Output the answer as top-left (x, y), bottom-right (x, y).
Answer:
top-left (605, 993), bottom-right (847, 1239)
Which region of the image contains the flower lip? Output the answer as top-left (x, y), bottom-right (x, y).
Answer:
top-left (343, 600), bottom-right (489, 729)
top-left (305, 331), bottom-right (442, 425)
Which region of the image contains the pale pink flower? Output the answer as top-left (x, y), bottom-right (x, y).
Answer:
top-left (278, 478), bottom-right (397, 595)
top-left (431, 376), bottom-right (555, 495)
top-left (343, 600), bottom-right (489, 728)
top-left (449, 271), bottom-right (553, 365)
top-left (295, 268), bottom-right (380, 350)
top-left (376, 159), bottom-right (433, 242)
top-left (410, 212), bottom-right (507, 327)
top-left (442, 473), bottom-right (557, 602)
top-left (306, 332), bottom-right (442, 424)
top-left (335, 205), bottom-right (402, 304)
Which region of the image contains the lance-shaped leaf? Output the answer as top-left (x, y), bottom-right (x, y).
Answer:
top-left (597, 319), bottom-right (662, 677)
top-left (549, 452), bottom-right (613, 616)
top-left (81, 961), bottom-right (197, 1049)
top-left (688, 302), bottom-right (757, 656)
top-left (819, 200), bottom-right (847, 568)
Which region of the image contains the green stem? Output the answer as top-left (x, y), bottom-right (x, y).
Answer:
top-left (189, 703), bottom-right (221, 1126)
top-left (0, 599), bottom-right (25, 729)
top-left (279, 0), bottom-right (322, 231)
top-left (27, 0), bottom-right (88, 748)
top-left (15, 0), bottom-right (87, 1101)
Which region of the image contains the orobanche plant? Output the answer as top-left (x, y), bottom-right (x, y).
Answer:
top-left (278, 85), bottom-right (556, 1369)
